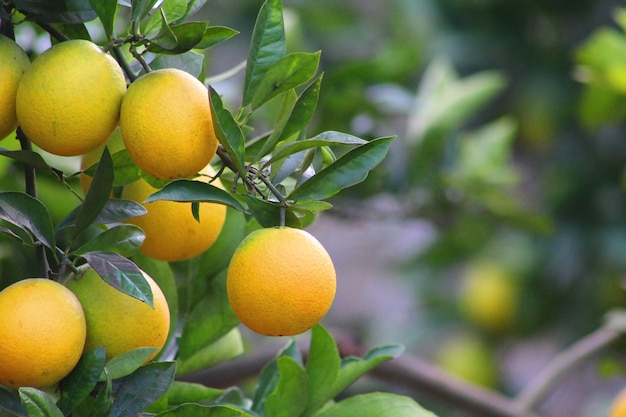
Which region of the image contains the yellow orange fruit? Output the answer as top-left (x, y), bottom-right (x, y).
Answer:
top-left (0, 278), bottom-right (86, 388)
top-left (227, 227), bottom-right (336, 336)
top-left (120, 68), bottom-right (218, 180)
top-left (121, 165), bottom-right (226, 262)
top-left (609, 386), bottom-right (626, 417)
top-left (79, 126), bottom-right (125, 194)
top-left (66, 267), bottom-right (170, 362)
top-left (0, 35), bottom-right (30, 140)
top-left (16, 39), bottom-right (126, 156)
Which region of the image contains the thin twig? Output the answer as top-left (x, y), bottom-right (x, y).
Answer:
top-left (513, 325), bottom-right (622, 413)
top-left (35, 21), bottom-right (70, 42)
top-left (111, 45), bottom-right (137, 82)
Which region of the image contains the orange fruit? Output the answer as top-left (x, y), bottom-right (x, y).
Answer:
top-left (227, 227), bottom-right (336, 336)
top-left (15, 39), bottom-right (126, 156)
top-left (121, 164), bottom-right (226, 261)
top-left (0, 278), bottom-right (86, 388)
top-left (0, 35), bottom-right (30, 140)
top-left (120, 68), bottom-right (218, 180)
top-left (610, 386), bottom-right (626, 417)
top-left (66, 267), bottom-right (170, 362)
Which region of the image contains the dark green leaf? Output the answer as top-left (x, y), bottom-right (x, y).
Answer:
top-left (0, 385), bottom-right (26, 417)
top-left (131, 0), bottom-right (161, 21)
top-left (195, 26), bottom-right (239, 50)
top-left (242, 0), bottom-right (286, 106)
top-left (102, 348), bottom-right (159, 381)
top-left (144, 180), bottom-right (246, 212)
top-left (0, 149), bottom-right (63, 179)
top-left (246, 196), bottom-right (301, 228)
top-left (267, 131), bottom-right (367, 166)
top-left (315, 393), bottom-right (438, 417)
top-left (93, 370), bottom-right (113, 417)
top-left (154, 403), bottom-right (252, 417)
top-left (0, 192), bottom-right (55, 250)
top-left (252, 51), bottom-right (321, 110)
top-left (302, 325), bottom-right (340, 415)
top-left (210, 87), bottom-right (245, 175)
top-left (73, 224), bottom-right (145, 257)
top-left (252, 339), bottom-right (302, 414)
top-left (289, 137), bottom-right (395, 201)
top-left (58, 347), bottom-right (106, 416)
top-left (177, 270), bottom-right (240, 361)
top-left (18, 388), bottom-right (63, 417)
top-left (264, 357), bottom-right (309, 417)
top-left (82, 149), bottom-right (141, 187)
top-left (148, 22), bottom-right (207, 54)
top-left (81, 251), bottom-right (153, 307)
top-left (56, 199), bottom-right (147, 231)
top-left (148, 50), bottom-right (205, 79)
top-left (73, 147), bottom-right (114, 238)
top-left (13, 0), bottom-right (97, 23)
top-left (279, 74), bottom-right (323, 143)
top-left (109, 362), bottom-right (176, 417)
top-left (88, 0), bottom-right (116, 37)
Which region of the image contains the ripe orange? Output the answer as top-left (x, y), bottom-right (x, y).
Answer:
top-left (79, 126), bottom-right (125, 194)
top-left (0, 35), bottom-right (30, 140)
top-left (610, 387), bottom-right (626, 417)
top-left (15, 39), bottom-right (126, 156)
top-left (227, 227), bottom-right (336, 336)
top-left (0, 278), bottom-right (86, 388)
top-left (121, 164), bottom-right (226, 262)
top-left (120, 68), bottom-right (218, 180)
top-left (66, 267), bottom-right (170, 362)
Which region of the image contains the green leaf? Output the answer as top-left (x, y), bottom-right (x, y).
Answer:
top-left (314, 393), bottom-right (438, 417)
top-left (302, 325), bottom-right (340, 415)
top-left (144, 180), bottom-right (247, 212)
top-left (149, 50), bottom-right (206, 79)
top-left (58, 347), bottom-right (106, 416)
top-left (0, 192), bottom-right (55, 251)
top-left (267, 131), bottom-right (367, 166)
top-left (242, 0), bottom-right (286, 106)
top-left (148, 21), bottom-right (208, 54)
top-left (252, 340), bottom-right (302, 414)
top-left (18, 388), bottom-right (63, 417)
top-left (264, 356), bottom-right (309, 417)
top-left (278, 74), bottom-right (323, 143)
top-left (0, 149), bottom-right (63, 179)
top-left (331, 345), bottom-right (404, 399)
top-left (13, 0), bottom-right (97, 24)
top-left (252, 51), bottom-right (321, 109)
top-left (289, 137), bottom-right (395, 201)
top-left (102, 347), bottom-right (159, 381)
top-left (73, 224), bottom-right (145, 257)
top-left (165, 381), bottom-right (222, 406)
top-left (246, 196), bottom-right (302, 228)
top-left (176, 328), bottom-right (243, 376)
top-left (255, 90), bottom-right (298, 160)
top-left (154, 403), bottom-right (252, 417)
top-left (73, 147), bottom-right (114, 238)
top-left (93, 370), bottom-right (113, 417)
top-left (177, 270), bottom-right (240, 361)
top-left (130, 0), bottom-right (161, 21)
top-left (56, 199), bottom-right (147, 231)
top-left (0, 385), bottom-right (26, 417)
top-left (109, 362), bottom-right (176, 417)
top-left (82, 149), bottom-right (141, 187)
top-left (196, 26), bottom-right (239, 50)
top-left (210, 87), bottom-right (246, 175)
top-left (88, 0), bottom-right (116, 37)
top-left (81, 251), bottom-right (154, 307)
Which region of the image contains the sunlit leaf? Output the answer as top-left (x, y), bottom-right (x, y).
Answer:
top-left (264, 357), bottom-right (309, 417)
top-left (315, 393), bottom-right (438, 417)
top-left (176, 328), bottom-right (243, 376)
top-left (18, 388), bottom-right (63, 417)
top-left (102, 348), bottom-right (159, 381)
top-left (210, 87), bottom-right (246, 175)
top-left (196, 26), bottom-right (239, 49)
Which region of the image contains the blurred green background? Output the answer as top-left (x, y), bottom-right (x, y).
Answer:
top-left (3, 0), bottom-right (626, 416)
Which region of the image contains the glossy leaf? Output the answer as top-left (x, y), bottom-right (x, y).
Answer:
top-left (73, 147), bottom-right (114, 238)
top-left (246, 196), bottom-right (302, 228)
top-left (58, 347), bottom-right (106, 416)
top-left (130, 0), bottom-right (161, 21)
top-left (196, 26), bottom-right (239, 50)
top-left (56, 199), bottom-right (147, 231)
top-left (289, 136), bottom-right (395, 201)
top-left (264, 357), bottom-right (309, 417)
top-left (154, 403), bottom-right (253, 417)
top-left (252, 51), bottom-right (321, 109)
top-left (144, 179), bottom-right (246, 212)
top-left (82, 149), bottom-right (141, 187)
top-left (315, 393), bottom-right (438, 417)
top-left (255, 90), bottom-right (298, 160)
top-left (176, 328), bottom-right (243, 376)
top-left (73, 224), bottom-right (145, 257)
top-left (88, 0), bottom-right (116, 37)
top-left (165, 381), bottom-right (222, 406)
top-left (81, 251), bottom-right (153, 307)
top-left (0, 192), bottom-right (55, 250)
top-left (278, 74), bottom-right (323, 143)
top-left (13, 0), bottom-right (97, 23)
top-left (210, 87), bottom-right (246, 175)
top-left (177, 270), bottom-right (240, 361)
top-left (148, 21), bottom-right (208, 54)
top-left (109, 362), bottom-right (176, 417)
top-left (266, 131), bottom-right (367, 166)
top-left (242, 0), bottom-right (286, 106)
top-left (102, 348), bottom-right (159, 381)
top-left (302, 325), bottom-right (340, 414)
top-left (18, 388), bottom-right (63, 417)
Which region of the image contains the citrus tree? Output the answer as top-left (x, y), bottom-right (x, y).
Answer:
top-left (0, 0), bottom-right (442, 416)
